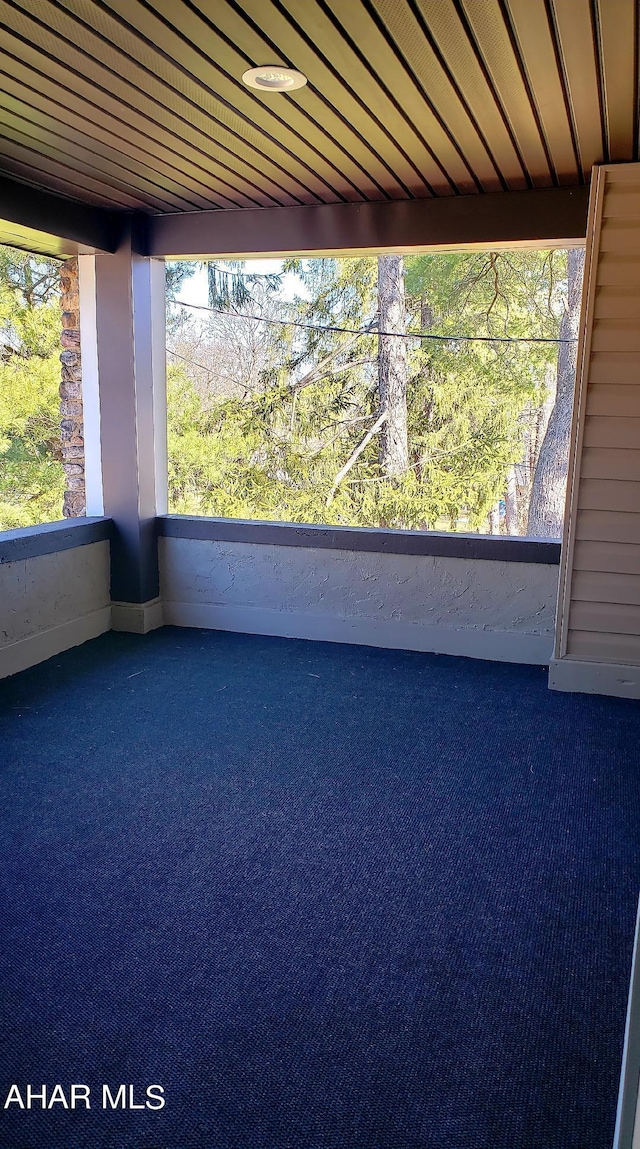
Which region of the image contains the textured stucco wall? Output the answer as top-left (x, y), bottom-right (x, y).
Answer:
top-left (0, 542), bottom-right (110, 673)
top-left (160, 537), bottom-right (559, 664)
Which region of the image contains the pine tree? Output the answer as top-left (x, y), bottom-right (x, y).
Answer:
top-left (166, 249), bottom-right (571, 535)
top-left (0, 247), bottom-right (64, 529)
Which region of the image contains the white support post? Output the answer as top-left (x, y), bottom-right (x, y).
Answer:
top-left (77, 253), bottom-right (103, 517)
top-left (150, 258), bottom-right (168, 517)
top-left (88, 222), bottom-right (167, 625)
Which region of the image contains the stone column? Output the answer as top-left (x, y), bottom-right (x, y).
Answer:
top-left (59, 257), bottom-right (86, 517)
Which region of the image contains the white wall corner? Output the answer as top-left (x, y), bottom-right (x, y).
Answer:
top-left (150, 258), bottom-right (168, 517)
top-left (111, 597), bottom-right (164, 635)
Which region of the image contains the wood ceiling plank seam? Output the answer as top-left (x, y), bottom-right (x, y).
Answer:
top-left (629, 0), bottom-right (634, 163)
top-left (539, 0), bottom-right (586, 183)
top-left (196, 0), bottom-right (430, 198)
top-left (121, 2), bottom-right (376, 204)
top-left (0, 230), bottom-right (66, 257)
top-left (0, 28), bottom-right (297, 208)
top-left (450, 0), bottom-right (533, 188)
top-left (497, 0), bottom-right (559, 186)
top-left (458, 0), bottom-right (553, 187)
top-left (548, 0), bottom-right (604, 176)
top-left (268, 48), bottom-right (427, 197)
top-left (2, 3), bottom-right (330, 207)
top-left (261, 85), bottom-right (402, 199)
top-left (209, 0), bottom-right (402, 199)
top-left (375, 0), bottom-right (506, 192)
top-left (595, 0), bottom-right (636, 162)
top-left (329, 0), bottom-right (481, 193)
top-left (274, 0), bottom-right (442, 195)
top-left (0, 79), bottom-right (289, 213)
top-left (416, 0), bottom-right (528, 190)
top-left (0, 66), bottom-right (259, 209)
top-left (501, 0), bottom-right (580, 185)
top-left (53, 0), bottom-right (342, 201)
top-left (0, 161), bottom-right (125, 209)
top-left (0, 117), bottom-right (174, 211)
top-left (148, 1), bottom-right (404, 206)
top-left (588, 0), bottom-right (612, 162)
top-left (188, 0), bottom-right (400, 200)
top-left (299, 0), bottom-right (475, 194)
top-left (0, 142), bottom-right (152, 209)
top-left (95, 0), bottom-right (363, 203)
top-left (0, 94), bottom-right (208, 211)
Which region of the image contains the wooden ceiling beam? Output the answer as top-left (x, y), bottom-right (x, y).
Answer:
top-left (0, 174), bottom-right (122, 257)
top-left (149, 185), bottom-right (589, 260)
top-left (0, 177), bottom-right (590, 261)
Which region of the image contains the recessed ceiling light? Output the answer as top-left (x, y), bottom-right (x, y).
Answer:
top-left (242, 66), bottom-right (307, 92)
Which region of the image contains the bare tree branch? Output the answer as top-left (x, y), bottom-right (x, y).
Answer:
top-left (290, 317), bottom-right (377, 394)
top-left (326, 410), bottom-right (388, 505)
top-left (307, 413), bottom-right (378, 459)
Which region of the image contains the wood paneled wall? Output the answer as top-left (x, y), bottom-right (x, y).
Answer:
top-left (551, 164), bottom-right (640, 698)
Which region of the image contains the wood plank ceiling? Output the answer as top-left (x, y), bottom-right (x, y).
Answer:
top-left (0, 0), bottom-right (637, 214)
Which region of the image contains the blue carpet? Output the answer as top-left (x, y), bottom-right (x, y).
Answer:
top-left (1, 628), bottom-right (639, 1149)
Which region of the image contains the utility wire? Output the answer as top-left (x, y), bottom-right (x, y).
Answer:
top-left (168, 297), bottom-right (577, 344)
top-left (167, 346), bottom-right (219, 375)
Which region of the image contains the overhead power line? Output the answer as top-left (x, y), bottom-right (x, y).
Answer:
top-left (168, 297), bottom-right (578, 344)
top-left (167, 346), bottom-right (218, 375)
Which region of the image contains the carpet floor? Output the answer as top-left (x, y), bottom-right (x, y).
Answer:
top-left (1, 627), bottom-right (639, 1149)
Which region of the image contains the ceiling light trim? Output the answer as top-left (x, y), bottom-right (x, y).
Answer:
top-left (241, 66), bottom-right (308, 93)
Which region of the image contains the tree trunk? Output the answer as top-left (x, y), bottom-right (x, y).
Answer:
top-left (378, 254), bottom-right (409, 478)
top-left (527, 248), bottom-right (585, 536)
top-left (504, 466), bottom-right (518, 535)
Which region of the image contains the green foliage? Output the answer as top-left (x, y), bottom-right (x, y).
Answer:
top-left (165, 261), bottom-right (195, 299)
top-left (167, 363), bottom-right (355, 523)
top-left (0, 249), bottom-right (64, 530)
top-left (207, 260), bottom-right (281, 310)
top-left (401, 250), bottom-right (565, 526)
top-left (168, 251), bottom-right (566, 532)
top-left (0, 245), bottom-right (569, 537)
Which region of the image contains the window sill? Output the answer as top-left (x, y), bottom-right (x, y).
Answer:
top-left (158, 515), bottom-right (561, 565)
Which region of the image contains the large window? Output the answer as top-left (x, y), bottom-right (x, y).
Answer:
top-left (165, 249), bottom-right (584, 538)
top-left (0, 246), bottom-right (65, 531)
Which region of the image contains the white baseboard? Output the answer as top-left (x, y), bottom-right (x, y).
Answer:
top-left (0, 606), bottom-right (111, 680)
top-left (111, 597), bottom-right (163, 634)
top-left (162, 601), bottom-right (553, 665)
top-left (549, 658), bottom-right (640, 699)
